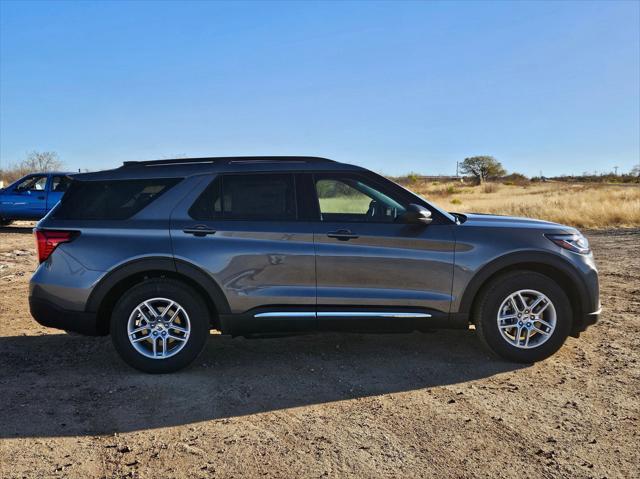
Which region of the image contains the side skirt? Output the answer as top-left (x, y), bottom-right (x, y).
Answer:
top-left (219, 307), bottom-right (467, 337)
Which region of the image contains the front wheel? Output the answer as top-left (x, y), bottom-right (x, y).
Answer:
top-left (474, 271), bottom-right (572, 363)
top-left (110, 278), bottom-right (210, 373)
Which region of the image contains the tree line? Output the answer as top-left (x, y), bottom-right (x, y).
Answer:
top-left (1, 152), bottom-right (638, 187)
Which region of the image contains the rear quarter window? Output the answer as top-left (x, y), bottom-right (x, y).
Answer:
top-left (52, 178), bottom-right (180, 220)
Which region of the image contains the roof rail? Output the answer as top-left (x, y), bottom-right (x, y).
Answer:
top-left (121, 156), bottom-right (334, 168)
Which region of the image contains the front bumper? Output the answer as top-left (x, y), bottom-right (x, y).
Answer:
top-left (571, 305), bottom-right (601, 337)
top-left (582, 306), bottom-right (601, 329)
top-left (29, 296), bottom-right (101, 336)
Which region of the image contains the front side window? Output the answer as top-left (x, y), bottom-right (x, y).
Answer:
top-left (15, 175), bottom-right (47, 191)
top-left (190, 174), bottom-right (296, 221)
top-left (315, 175), bottom-right (406, 223)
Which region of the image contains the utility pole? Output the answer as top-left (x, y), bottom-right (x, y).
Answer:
top-left (456, 161), bottom-right (459, 177)
top-left (613, 166), bottom-right (619, 176)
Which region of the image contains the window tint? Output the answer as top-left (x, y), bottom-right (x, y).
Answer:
top-left (189, 174), bottom-right (296, 220)
top-left (315, 176), bottom-right (406, 223)
top-left (52, 178), bottom-right (180, 220)
top-left (51, 176), bottom-right (72, 192)
top-left (15, 175), bottom-right (47, 191)
top-left (189, 177), bottom-right (222, 220)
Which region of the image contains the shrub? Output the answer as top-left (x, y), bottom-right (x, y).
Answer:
top-left (482, 183), bottom-right (499, 194)
top-left (406, 172), bottom-right (420, 183)
top-left (501, 172), bottom-right (529, 186)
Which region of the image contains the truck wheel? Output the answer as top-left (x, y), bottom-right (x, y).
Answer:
top-left (110, 278), bottom-right (210, 373)
top-left (474, 271), bottom-right (572, 363)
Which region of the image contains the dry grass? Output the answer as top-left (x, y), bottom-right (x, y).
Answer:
top-left (410, 181), bottom-right (640, 229)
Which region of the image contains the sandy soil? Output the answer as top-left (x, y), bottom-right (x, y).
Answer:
top-left (0, 223), bottom-right (638, 478)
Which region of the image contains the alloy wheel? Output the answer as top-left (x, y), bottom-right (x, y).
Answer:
top-left (496, 289), bottom-right (557, 349)
top-left (127, 297), bottom-right (191, 359)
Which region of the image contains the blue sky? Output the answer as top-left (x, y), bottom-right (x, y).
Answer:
top-left (1, 0), bottom-right (638, 176)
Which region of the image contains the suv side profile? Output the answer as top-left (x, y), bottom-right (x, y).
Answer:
top-left (29, 157), bottom-right (600, 373)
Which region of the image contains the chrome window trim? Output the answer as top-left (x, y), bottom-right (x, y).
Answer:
top-left (254, 311), bottom-right (432, 319)
top-left (318, 312), bottom-right (431, 318)
top-left (253, 312), bottom-right (317, 318)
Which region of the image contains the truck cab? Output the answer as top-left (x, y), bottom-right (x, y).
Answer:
top-left (0, 172), bottom-right (72, 224)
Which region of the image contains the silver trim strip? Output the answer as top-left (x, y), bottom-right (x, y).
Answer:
top-left (253, 311), bottom-right (432, 319)
top-left (317, 312), bottom-right (432, 318)
top-left (253, 312), bottom-right (316, 318)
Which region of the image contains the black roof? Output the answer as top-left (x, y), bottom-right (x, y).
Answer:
top-left (73, 156), bottom-right (362, 181)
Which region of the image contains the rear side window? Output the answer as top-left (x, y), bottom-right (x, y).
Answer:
top-left (189, 174), bottom-right (296, 220)
top-left (51, 176), bottom-right (72, 192)
top-left (52, 178), bottom-right (180, 220)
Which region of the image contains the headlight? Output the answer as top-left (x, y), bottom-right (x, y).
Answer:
top-left (545, 233), bottom-right (590, 254)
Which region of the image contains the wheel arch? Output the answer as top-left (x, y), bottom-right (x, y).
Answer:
top-left (459, 251), bottom-right (589, 334)
top-left (87, 257), bottom-right (230, 335)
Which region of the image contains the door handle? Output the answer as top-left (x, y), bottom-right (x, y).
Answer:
top-left (183, 225), bottom-right (216, 237)
top-left (327, 229), bottom-right (359, 241)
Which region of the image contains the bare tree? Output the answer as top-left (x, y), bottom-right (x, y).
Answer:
top-left (0, 151), bottom-right (64, 185)
top-left (21, 151), bottom-right (63, 172)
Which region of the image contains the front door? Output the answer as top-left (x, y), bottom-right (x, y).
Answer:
top-left (312, 172), bottom-right (455, 331)
top-left (170, 173), bottom-right (317, 334)
top-left (1, 174), bottom-right (48, 220)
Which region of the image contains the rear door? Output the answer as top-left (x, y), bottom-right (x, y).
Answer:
top-left (170, 172), bottom-right (317, 334)
top-left (47, 175), bottom-right (72, 210)
top-left (312, 172), bottom-right (455, 331)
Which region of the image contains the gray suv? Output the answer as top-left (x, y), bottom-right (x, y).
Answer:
top-left (29, 156), bottom-right (600, 373)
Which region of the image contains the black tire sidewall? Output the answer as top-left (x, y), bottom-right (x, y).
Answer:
top-left (110, 279), bottom-right (210, 373)
top-left (476, 272), bottom-right (572, 362)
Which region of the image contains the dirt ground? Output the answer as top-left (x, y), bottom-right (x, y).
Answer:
top-left (0, 223), bottom-right (638, 478)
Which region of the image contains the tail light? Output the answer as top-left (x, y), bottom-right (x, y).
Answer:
top-left (34, 229), bottom-right (78, 263)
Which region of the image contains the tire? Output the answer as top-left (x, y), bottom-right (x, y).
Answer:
top-left (474, 270), bottom-right (572, 363)
top-left (110, 278), bottom-right (210, 373)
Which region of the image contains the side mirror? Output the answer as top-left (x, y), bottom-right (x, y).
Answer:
top-left (401, 204), bottom-right (432, 225)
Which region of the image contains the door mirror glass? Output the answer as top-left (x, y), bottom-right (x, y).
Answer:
top-left (401, 204), bottom-right (432, 225)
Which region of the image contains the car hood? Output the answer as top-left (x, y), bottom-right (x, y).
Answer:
top-left (456, 212), bottom-right (577, 232)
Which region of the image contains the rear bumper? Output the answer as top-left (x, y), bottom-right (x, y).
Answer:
top-left (29, 296), bottom-right (101, 336)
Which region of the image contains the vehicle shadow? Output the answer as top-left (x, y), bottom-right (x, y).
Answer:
top-left (0, 330), bottom-right (525, 438)
top-left (0, 225), bottom-right (34, 235)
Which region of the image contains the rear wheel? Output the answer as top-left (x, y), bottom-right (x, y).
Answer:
top-left (474, 271), bottom-right (572, 362)
top-left (110, 278), bottom-right (210, 373)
